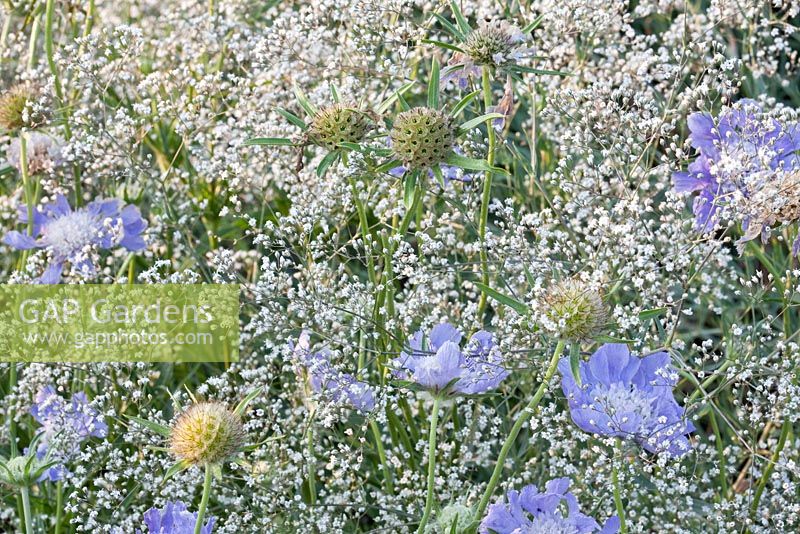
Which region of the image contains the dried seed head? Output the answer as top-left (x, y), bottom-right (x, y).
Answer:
top-left (0, 84), bottom-right (45, 131)
top-left (170, 402), bottom-right (245, 466)
top-left (307, 104), bottom-right (370, 150)
top-left (390, 107), bottom-right (455, 170)
top-left (463, 21), bottom-right (525, 67)
top-left (542, 279), bottom-right (607, 341)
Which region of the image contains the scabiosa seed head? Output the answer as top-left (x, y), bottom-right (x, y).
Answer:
top-left (541, 279), bottom-right (607, 341)
top-left (170, 402), bottom-right (245, 466)
top-left (0, 84), bottom-right (44, 131)
top-left (390, 107), bottom-right (455, 170)
top-left (307, 104), bottom-right (370, 150)
top-left (463, 21), bottom-right (526, 67)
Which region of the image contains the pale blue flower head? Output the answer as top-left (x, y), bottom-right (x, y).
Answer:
top-left (480, 477), bottom-right (620, 534)
top-left (3, 194), bottom-right (146, 283)
top-left (392, 323), bottom-right (509, 395)
top-left (559, 344), bottom-right (694, 456)
top-left (291, 332), bottom-right (376, 412)
top-left (142, 501), bottom-right (214, 534)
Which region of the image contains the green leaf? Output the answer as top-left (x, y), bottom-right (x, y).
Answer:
top-left (276, 107), bottom-right (308, 130)
top-left (449, 1), bottom-right (471, 35)
top-left (473, 282), bottom-right (529, 314)
top-left (444, 153), bottom-right (509, 174)
top-left (449, 89), bottom-right (480, 117)
top-left (243, 137), bottom-right (295, 147)
top-left (431, 165), bottom-right (446, 188)
top-left (126, 415), bottom-right (171, 437)
top-left (638, 307), bottom-right (667, 321)
top-left (316, 151), bottom-right (339, 178)
top-left (162, 459), bottom-right (191, 485)
top-left (377, 81), bottom-right (416, 114)
top-left (293, 85), bottom-right (318, 117)
top-left (569, 343), bottom-right (582, 386)
top-left (431, 13), bottom-right (465, 41)
top-left (0, 165), bottom-right (14, 177)
top-left (233, 386), bottom-right (263, 417)
top-left (403, 172), bottom-right (417, 211)
top-left (511, 65), bottom-right (571, 76)
top-left (458, 112), bottom-right (504, 133)
top-left (428, 57), bottom-right (440, 110)
top-left (329, 84), bottom-right (340, 103)
top-left (421, 39), bottom-right (464, 53)
top-left (521, 15), bottom-right (544, 34)
top-left (375, 159), bottom-right (403, 174)
top-left (397, 91), bottom-right (411, 112)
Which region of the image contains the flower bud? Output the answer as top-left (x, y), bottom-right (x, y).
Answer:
top-left (170, 402), bottom-right (245, 466)
top-left (307, 104), bottom-right (370, 150)
top-left (463, 21), bottom-right (525, 67)
top-left (541, 279), bottom-right (607, 341)
top-left (390, 107), bottom-right (455, 170)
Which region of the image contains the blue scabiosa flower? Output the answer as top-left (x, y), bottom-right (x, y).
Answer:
top-left (672, 99), bottom-right (800, 251)
top-left (3, 194), bottom-right (146, 282)
top-left (559, 344), bottom-right (694, 456)
top-left (480, 477), bottom-right (620, 534)
top-left (142, 501), bottom-right (214, 534)
top-left (29, 386), bottom-right (108, 481)
top-left (291, 332), bottom-right (376, 412)
top-left (392, 323), bottom-right (509, 395)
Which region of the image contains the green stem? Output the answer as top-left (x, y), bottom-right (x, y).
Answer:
top-left (370, 419), bottom-right (394, 494)
top-left (612, 440), bottom-right (628, 533)
top-left (26, 15), bottom-right (40, 71)
top-left (474, 340), bottom-right (565, 520)
top-left (55, 480), bottom-right (64, 534)
top-left (20, 486), bottom-right (32, 534)
top-left (708, 410), bottom-right (729, 500)
top-left (750, 421), bottom-right (791, 519)
top-left (417, 395), bottom-right (442, 534)
top-left (307, 425), bottom-right (317, 504)
top-left (349, 176), bottom-right (376, 285)
top-left (194, 464), bottom-right (213, 534)
top-left (476, 66), bottom-right (496, 319)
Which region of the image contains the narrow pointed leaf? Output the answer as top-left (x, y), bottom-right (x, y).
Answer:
top-left (522, 15), bottom-right (544, 34)
top-left (316, 151), bottom-right (339, 178)
top-left (427, 57), bottom-right (440, 110)
top-left (569, 343), bottom-right (582, 386)
top-left (444, 153), bottom-right (508, 174)
top-left (473, 282), bottom-right (529, 314)
top-left (375, 159), bottom-right (403, 174)
top-left (330, 84), bottom-right (340, 103)
top-left (511, 65), bottom-right (571, 76)
top-left (293, 86), bottom-right (318, 117)
top-left (449, 1), bottom-right (471, 35)
top-left (162, 459), bottom-right (191, 484)
top-left (126, 415), bottom-right (171, 437)
top-left (421, 39), bottom-right (464, 53)
top-left (243, 137), bottom-right (295, 147)
top-left (233, 386), bottom-right (263, 417)
top-left (431, 13), bottom-right (465, 40)
top-left (377, 82), bottom-right (416, 114)
top-left (639, 307), bottom-right (667, 321)
top-left (450, 90), bottom-right (480, 117)
top-left (403, 172), bottom-right (417, 211)
top-left (431, 165), bottom-right (446, 189)
top-left (458, 113), bottom-right (504, 132)
top-left (276, 107), bottom-right (308, 129)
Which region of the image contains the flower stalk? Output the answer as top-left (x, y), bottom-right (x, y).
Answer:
top-left (477, 66), bottom-right (496, 318)
top-left (417, 394), bottom-right (442, 534)
top-left (194, 464), bottom-right (213, 534)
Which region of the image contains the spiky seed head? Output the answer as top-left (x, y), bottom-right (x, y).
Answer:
top-left (170, 402), bottom-right (245, 466)
top-left (390, 107), bottom-right (455, 170)
top-left (463, 21), bottom-right (524, 66)
top-left (542, 279), bottom-right (607, 341)
top-left (307, 104), bottom-right (370, 150)
top-left (0, 84), bottom-right (44, 131)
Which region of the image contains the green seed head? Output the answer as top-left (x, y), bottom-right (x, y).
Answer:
top-left (464, 21), bottom-right (524, 66)
top-left (425, 503), bottom-right (474, 533)
top-left (542, 279), bottom-right (607, 341)
top-left (170, 402), bottom-right (245, 466)
top-left (389, 107), bottom-right (455, 170)
top-left (307, 104), bottom-right (370, 150)
top-left (0, 84), bottom-right (44, 131)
